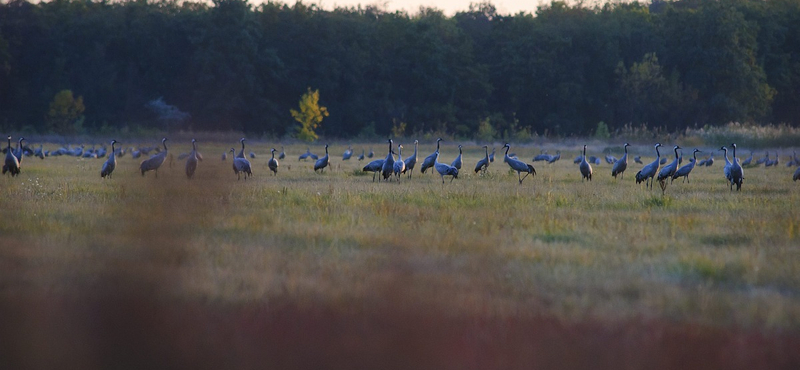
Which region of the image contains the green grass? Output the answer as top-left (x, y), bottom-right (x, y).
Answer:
top-left (1, 141), bottom-right (799, 330)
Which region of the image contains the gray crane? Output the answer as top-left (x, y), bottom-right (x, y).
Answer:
top-left (474, 145), bottom-right (490, 174)
top-left (573, 153), bottom-right (583, 164)
top-left (755, 151), bottom-right (769, 166)
top-left (700, 152), bottom-right (714, 167)
top-left (635, 143), bottom-right (662, 189)
top-left (579, 145), bottom-right (593, 181)
top-left (741, 151), bottom-right (753, 166)
top-left (634, 156), bottom-right (643, 164)
top-left (268, 148), bottom-right (279, 175)
top-left (357, 149), bottom-right (365, 161)
top-left (729, 143), bottom-right (744, 191)
top-left (720, 146), bottom-right (732, 181)
top-left (249, 151), bottom-right (256, 159)
top-left (14, 137), bottom-right (25, 171)
top-left (605, 155), bottom-right (617, 164)
top-left (362, 158), bottom-right (385, 182)
top-left (342, 145), bottom-right (353, 161)
top-left (101, 139), bottom-right (118, 179)
top-left (299, 148), bottom-right (314, 161)
top-left (403, 140), bottom-right (418, 178)
top-left (3, 136), bottom-right (20, 177)
top-left (611, 143), bottom-right (629, 179)
top-left (502, 143), bottom-right (536, 184)
top-left (367, 147), bottom-right (374, 158)
top-left (489, 147), bottom-right (496, 163)
top-left (34, 144), bottom-right (45, 159)
top-left (794, 166), bottom-right (800, 181)
top-left (278, 146), bottom-right (285, 160)
top-left (139, 138), bottom-right (168, 177)
top-left (314, 144), bottom-right (330, 173)
top-left (420, 138), bottom-right (443, 174)
top-left (221, 151), bottom-right (227, 161)
top-left (672, 149), bottom-right (701, 183)
top-left (451, 145), bottom-right (463, 170)
top-left (433, 151), bottom-right (458, 183)
top-left (237, 138), bottom-right (246, 158)
top-left (185, 139), bottom-right (198, 179)
top-left (657, 145), bottom-right (681, 188)
top-left (533, 150), bottom-right (550, 162)
top-left (230, 148), bottom-right (252, 180)
top-left (787, 151), bottom-right (798, 167)
top-left (393, 144), bottom-right (406, 181)
top-left (381, 140), bottom-right (395, 181)
top-left (547, 151), bottom-right (561, 163)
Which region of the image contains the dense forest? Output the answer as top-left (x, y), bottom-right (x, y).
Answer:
top-left (1, 0), bottom-right (799, 139)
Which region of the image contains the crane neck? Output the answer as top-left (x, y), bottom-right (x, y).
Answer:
top-left (655, 146), bottom-right (660, 158)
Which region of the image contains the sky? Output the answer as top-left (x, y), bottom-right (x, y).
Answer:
top-left (261, 0), bottom-right (550, 16)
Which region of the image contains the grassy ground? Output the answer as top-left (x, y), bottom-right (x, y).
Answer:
top-left (1, 140), bottom-right (799, 368)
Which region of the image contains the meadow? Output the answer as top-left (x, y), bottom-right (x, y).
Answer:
top-left (1, 139), bottom-right (799, 369)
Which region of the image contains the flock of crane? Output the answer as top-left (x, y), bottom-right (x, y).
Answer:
top-left (4, 135), bottom-right (800, 190)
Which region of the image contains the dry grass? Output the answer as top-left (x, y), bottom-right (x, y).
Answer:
top-left (1, 140), bottom-right (799, 368)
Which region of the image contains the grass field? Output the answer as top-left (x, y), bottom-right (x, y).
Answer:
top-left (2, 139), bottom-right (799, 369)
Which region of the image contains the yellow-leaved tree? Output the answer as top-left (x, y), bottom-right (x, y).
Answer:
top-left (46, 89), bottom-right (85, 135)
top-left (290, 87), bottom-right (328, 142)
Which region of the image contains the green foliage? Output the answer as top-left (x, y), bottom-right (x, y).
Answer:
top-left (475, 118), bottom-right (496, 142)
top-left (290, 88), bottom-right (328, 142)
top-left (46, 90), bottom-right (85, 135)
top-left (391, 120), bottom-right (407, 138)
top-left (0, 0), bottom-right (799, 136)
top-left (594, 121), bottom-right (610, 139)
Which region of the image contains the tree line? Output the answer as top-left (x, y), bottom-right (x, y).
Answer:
top-left (1, 0), bottom-right (799, 139)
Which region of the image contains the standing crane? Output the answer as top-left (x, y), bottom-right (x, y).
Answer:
top-left (139, 138), bottom-right (169, 178)
top-left (547, 151), bottom-right (561, 164)
top-left (268, 148), bottom-right (279, 175)
top-left (657, 145), bottom-right (681, 188)
top-left (433, 151), bottom-right (459, 184)
top-left (314, 144), bottom-right (330, 173)
top-left (741, 151), bottom-right (753, 167)
top-left (357, 149), bottom-right (365, 161)
top-left (502, 143), bottom-right (536, 184)
top-left (611, 143), bottom-right (630, 179)
top-left (488, 147), bottom-right (496, 163)
top-left (729, 143), bottom-right (744, 191)
top-left (14, 137), bottom-right (25, 172)
top-left (185, 139), bottom-right (198, 179)
top-left (381, 140), bottom-right (395, 181)
top-left (451, 145), bottom-right (463, 170)
top-left (278, 146), bottom-right (286, 160)
top-left (672, 149), bottom-right (701, 183)
top-left (403, 140), bottom-right (418, 178)
top-left (101, 139), bottom-right (118, 179)
top-left (420, 138), bottom-right (443, 174)
top-left (474, 145), bottom-right (490, 175)
top-left (237, 138), bottom-right (247, 158)
top-left (342, 145), bottom-right (353, 161)
top-left (230, 148), bottom-right (252, 180)
top-left (579, 145), bottom-right (593, 181)
top-left (3, 136), bottom-right (20, 177)
top-left (720, 146), bottom-right (732, 182)
top-left (393, 144), bottom-right (406, 182)
top-left (635, 143), bottom-right (662, 189)
top-left (362, 158), bottom-right (385, 182)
